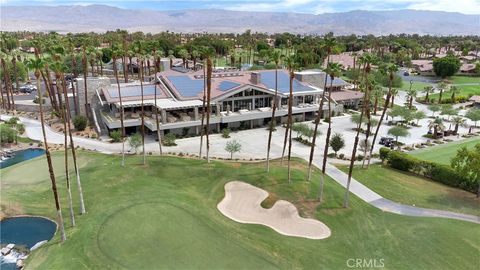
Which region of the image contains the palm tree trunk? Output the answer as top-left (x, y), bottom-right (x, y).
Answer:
top-left (318, 80), bottom-right (334, 202)
top-left (367, 84), bottom-right (392, 168)
top-left (71, 54), bottom-right (79, 115)
top-left (35, 73), bottom-right (66, 242)
top-left (287, 71), bottom-right (294, 183)
top-left (122, 56), bottom-right (128, 83)
top-left (62, 102), bottom-right (75, 227)
top-left (12, 58), bottom-right (19, 110)
top-left (438, 90), bottom-right (443, 103)
top-left (40, 69), bottom-right (57, 113)
top-left (82, 50), bottom-right (89, 118)
top-left (113, 57), bottom-right (126, 167)
top-left (344, 67), bottom-right (370, 208)
top-left (154, 62), bottom-right (163, 155)
top-left (205, 58), bottom-right (213, 163)
top-left (199, 67), bottom-right (206, 158)
top-left (1, 59), bottom-right (12, 111)
top-left (266, 64), bottom-right (278, 172)
top-left (140, 60), bottom-right (146, 165)
top-left (0, 75), bottom-right (5, 110)
top-left (61, 75), bottom-right (86, 214)
top-left (281, 119), bottom-right (289, 165)
top-left (361, 90), bottom-right (372, 169)
top-left (307, 55), bottom-right (330, 180)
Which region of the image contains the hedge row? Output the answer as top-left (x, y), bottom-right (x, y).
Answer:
top-left (380, 147), bottom-right (477, 194)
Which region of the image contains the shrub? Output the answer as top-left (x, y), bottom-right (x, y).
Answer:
top-left (338, 153), bottom-right (345, 159)
top-left (162, 133), bottom-right (177, 146)
top-left (327, 153), bottom-right (336, 158)
top-left (379, 147), bottom-right (391, 162)
top-left (387, 150), bottom-right (417, 171)
top-left (0, 125), bottom-right (17, 144)
top-left (110, 130), bottom-right (122, 142)
top-left (73, 115), bottom-right (88, 131)
top-left (221, 128), bottom-right (231, 138)
top-left (356, 154), bottom-right (364, 161)
top-left (33, 97), bottom-right (45, 104)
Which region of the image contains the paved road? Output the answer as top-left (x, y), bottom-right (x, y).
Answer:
top-left (3, 114), bottom-right (479, 224)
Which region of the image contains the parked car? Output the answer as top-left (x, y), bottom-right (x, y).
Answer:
top-left (379, 137), bottom-right (394, 145)
top-left (18, 84), bottom-right (37, 93)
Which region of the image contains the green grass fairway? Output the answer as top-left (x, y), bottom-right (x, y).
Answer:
top-left (408, 81), bottom-right (432, 91)
top-left (338, 164), bottom-right (480, 216)
top-left (409, 137), bottom-right (480, 165)
top-left (1, 152), bottom-right (479, 269)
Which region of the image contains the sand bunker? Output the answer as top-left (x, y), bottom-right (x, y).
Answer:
top-left (217, 181), bottom-right (331, 240)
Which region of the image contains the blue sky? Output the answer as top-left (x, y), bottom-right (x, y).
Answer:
top-left (1, 0), bottom-right (479, 14)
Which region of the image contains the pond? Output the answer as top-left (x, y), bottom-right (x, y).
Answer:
top-left (0, 148), bottom-right (45, 169)
top-left (0, 216), bottom-right (56, 269)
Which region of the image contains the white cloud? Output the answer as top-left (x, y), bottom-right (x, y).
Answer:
top-left (407, 0), bottom-right (480, 15)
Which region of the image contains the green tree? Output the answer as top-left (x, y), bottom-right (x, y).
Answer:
top-left (428, 104), bottom-right (441, 117)
top-left (433, 56), bottom-right (461, 79)
top-left (329, 133), bottom-right (345, 156)
top-left (451, 116), bottom-right (466, 135)
top-left (422, 85), bottom-right (434, 103)
top-left (451, 144), bottom-right (480, 198)
top-left (387, 126), bottom-right (410, 144)
top-left (428, 117), bottom-right (445, 139)
top-left (413, 111), bottom-right (426, 125)
top-left (129, 133), bottom-right (142, 153)
top-left (449, 86), bottom-right (461, 103)
top-left (465, 108), bottom-right (480, 132)
top-left (225, 140), bottom-right (242, 159)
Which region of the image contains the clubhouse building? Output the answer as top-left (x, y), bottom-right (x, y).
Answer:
top-left (96, 68), bottom-right (351, 137)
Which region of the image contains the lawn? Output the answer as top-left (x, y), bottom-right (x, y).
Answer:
top-left (450, 76), bottom-right (480, 85)
top-left (337, 164), bottom-right (480, 216)
top-left (421, 84), bottom-right (479, 101)
top-left (409, 137), bottom-right (480, 165)
top-left (408, 81), bottom-right (433, 91)
top-left (1, 152), bottom-right (479, 269)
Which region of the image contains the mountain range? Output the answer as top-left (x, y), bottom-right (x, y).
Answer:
top-left (1, 5), bottom-right (479, 35)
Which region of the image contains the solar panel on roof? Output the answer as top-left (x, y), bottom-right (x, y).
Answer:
top-left (259, 71), bottom-right (315, 94)
top-left (167, 75), bottom-right (204, 98)
top-left (107, 85), bottom-right (161, 98)
top-left (218, 81), bottom-right (241, 92)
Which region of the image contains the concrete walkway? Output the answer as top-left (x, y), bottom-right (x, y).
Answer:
top-left (2, 114), bottom-right (479, 224)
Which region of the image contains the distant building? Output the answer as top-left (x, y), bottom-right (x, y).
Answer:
top-left (96, 68), bottom-right (345, 137)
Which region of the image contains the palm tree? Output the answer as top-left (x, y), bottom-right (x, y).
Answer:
top-left (428, 117), bottom-right (445, 139)
top-left (154, 50), bottom-right (164, 155)
top-left (390, 88), bottom-right (399, 108)
top-left (266, 50), bottom-right (282, 172)
top-left (0, 52), bottom-right (13, 111)
top-left (26, 57), bottom-right (66, 242)
top-left (437, 81), bottom-right (448, 104)
top-left (199, 49), bottom-right (208, 158)
top-left (178, 48), bottom-right (189, 68)
top-left (307, 37), bottom-right (337, 181)
top-left (421, 85), bottom-right (433, 103)
top-left (205, 47), bottom-right (215, 163)
top-left (406, 88), bottom-right (417, 109)
top-left (112, 44), bottom-right (127, 167)
top-left (51, 61), bottom-right (75, 227)
top-left (318, 62), bottom-right (342, 199)
top-left (134, 43), bottom-right (147, 165)
top-left (451, 116), bottom-right (466, 135)
top-left (344, 53), bottom-right (375, 208)
top-left (370, 64), bottom-right (397, 165)
top-left (450, 86), bottom-right (461, 103)
top-left (168, 50), bottom-right (175, 69)
top-left (81, 42), bottom-right (89, 117)
top-left (285, 55), bottom-right (297, 183)
top-left (371, 85), bottom-right (384, 115)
